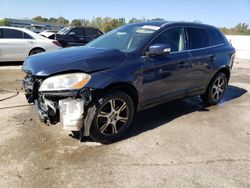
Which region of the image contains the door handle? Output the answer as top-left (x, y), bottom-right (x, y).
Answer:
top-left (27, 41), bottom-right (35, 44)
top-left (210, 55), bottom-right (215, 62)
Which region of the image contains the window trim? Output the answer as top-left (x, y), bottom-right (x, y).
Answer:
top-left (142, 25), bottom-right (225, 56)
top-left (170, 43), bottom-right (224, 54)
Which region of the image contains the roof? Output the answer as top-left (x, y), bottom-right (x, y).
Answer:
top-left (129, 21), bottom-right (217, 29)
top-left (0, 26), bottom-right (48, 40)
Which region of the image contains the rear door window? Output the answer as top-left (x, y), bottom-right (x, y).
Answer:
top-left (186, 27), bottom-right (210, 49)
top-left (2, 28), bottom-right (23, 39)
top-left (0, 29), bottom-right (2, 38)
top-left (70, 28), bottom-right (84, 38)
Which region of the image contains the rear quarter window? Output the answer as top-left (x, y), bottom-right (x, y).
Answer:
top-left (187, 27), bottom-right (210, 49)
top-left (210, 28), bottom-right (225, 45)
top-left (24, 32), bottom-right (33, 39)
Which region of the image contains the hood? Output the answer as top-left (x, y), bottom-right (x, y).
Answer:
top-left (22, 47), bottom-right (126, 76)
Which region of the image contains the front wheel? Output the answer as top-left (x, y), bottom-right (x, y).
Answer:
top-left (89, 91), bottom-right (134, 144)
top-left (201, 72), bottom-right (227, 106)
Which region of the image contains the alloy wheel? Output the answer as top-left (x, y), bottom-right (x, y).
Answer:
top-left (212, 76), bottom-right (226, 101)
top-left (97, 98), bottom-right (129, 136)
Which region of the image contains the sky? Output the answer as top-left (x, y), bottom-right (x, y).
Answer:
top-left (0, 0), bottom-right (250, 28)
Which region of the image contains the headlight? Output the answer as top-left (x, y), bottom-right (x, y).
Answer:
top-left (39, 73), bottom-right (91, 92)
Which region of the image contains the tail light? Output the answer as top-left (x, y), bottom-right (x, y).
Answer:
top-left (52, 40), bottom-right (62, 47)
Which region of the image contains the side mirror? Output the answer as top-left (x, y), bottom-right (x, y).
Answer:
top-left (69, 32), bottom-right (76, 36)
top-left (147, 44), bottom-right (171, 56)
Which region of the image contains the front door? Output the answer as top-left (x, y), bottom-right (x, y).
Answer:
top-left (141, 27), bottom-right (191, 106)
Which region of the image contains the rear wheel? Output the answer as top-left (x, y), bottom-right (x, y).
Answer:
top-left (89, 91), bottom-right (134, 144)
top-left (201, 72), bottom-right (227, 105)
top-left (29, 48), bottom-right (45, 56)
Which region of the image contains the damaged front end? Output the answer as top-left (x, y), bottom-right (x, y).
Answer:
top-left (22, 72), bottom-right (94, 136)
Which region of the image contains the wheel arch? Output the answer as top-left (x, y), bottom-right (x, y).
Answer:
top-left (94, 82), bottom-right (139, 112)
top-left (217, 67), bottom-right (230, 83)
top-left (29, 47), bottom-right (46, 56)
top-left (204, 66), bottom-right (231, 93)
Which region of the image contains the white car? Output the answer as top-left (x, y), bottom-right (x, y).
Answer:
top-left (39, 30), bottom-right (57, 38)
top-left (0, 26), bottom-right (62, 62)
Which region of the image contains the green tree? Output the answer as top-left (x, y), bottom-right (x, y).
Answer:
top-left (0, 19), bottom-right (10, 26)
top-left (43, 18), bottom-right (49, 22)
top-left (71, 19), bottom-right (82, 27)
top-left (219, 23), bottom-right (250, 35)
top-left (58, 16), bottom-right (69, 25)
top-left (49, 17), bottom-right (58, 23)
top-left (33, 16), bottom-right (49, 23)
top-left (151, 18), bottom-right (165, 21)
top-left (90, 17), bottom-right (103, 29)
top-left (79, 19), bottom-right (91, 27)
top-left (102, 17), bottom-right (126, 32)
top-left (33, 16), bottom-right (44, 22)
top-left (128, 17), bottom-right (146, 23)
top-left (234, 23), bottom-right (249, 35)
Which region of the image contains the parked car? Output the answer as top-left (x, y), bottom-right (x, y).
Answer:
top-left (22, 21), bottom-right (235, 143)
top-left (0, 26), bottom-right (62, 62)
top-left (39, 30), bottom-right (59, 38)
top-left (46, 26), bottom-right (103, 47)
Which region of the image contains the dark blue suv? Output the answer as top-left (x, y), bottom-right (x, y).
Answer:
top-left (23, 21), bottom-right (235, 143)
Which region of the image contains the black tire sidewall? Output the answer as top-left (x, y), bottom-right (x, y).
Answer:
top-left (89, 91), bottom-right (134, 143)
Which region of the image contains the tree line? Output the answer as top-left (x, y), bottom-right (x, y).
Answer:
top-left (33, 16), bottom-right (165, 32)
top-left (32, 16), bottom-right (250, 35)
top-left (0, 16), bottom-right (250, 35)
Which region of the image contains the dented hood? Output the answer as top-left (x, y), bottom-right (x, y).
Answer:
top-left (22, 46), bottom-right (126, 76)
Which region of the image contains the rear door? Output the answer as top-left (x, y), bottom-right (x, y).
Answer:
top-left (0, 28), bottom-right (28, 61)
top-left (186, 27), bottom-right (213, 90)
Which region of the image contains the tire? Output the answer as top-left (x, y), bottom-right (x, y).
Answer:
top-left (29, 48), bottom-right (45, 56)
top-left (201, 72), bottom-right (227, 106)
top-left (89, 91), bottom-right (134, 144)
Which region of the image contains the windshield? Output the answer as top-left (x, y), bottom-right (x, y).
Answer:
top-left (58, 27), bottom-right (71, 34)
top-left (86, 24), bottom-right (160, 52)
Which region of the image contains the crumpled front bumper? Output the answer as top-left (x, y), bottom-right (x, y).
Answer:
top-left (22, 74), bottom-right (94, 136)
top-left (35, 97), bottom-right (85, 131)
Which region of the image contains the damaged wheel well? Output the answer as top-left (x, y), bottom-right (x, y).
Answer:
top-left (218, 67), bottom-right (230, 83)
top-left (94, 82), bottom-right (139, 111)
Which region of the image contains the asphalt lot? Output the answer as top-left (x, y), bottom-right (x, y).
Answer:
top-left (0, 59), bottom-right (250, 188)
